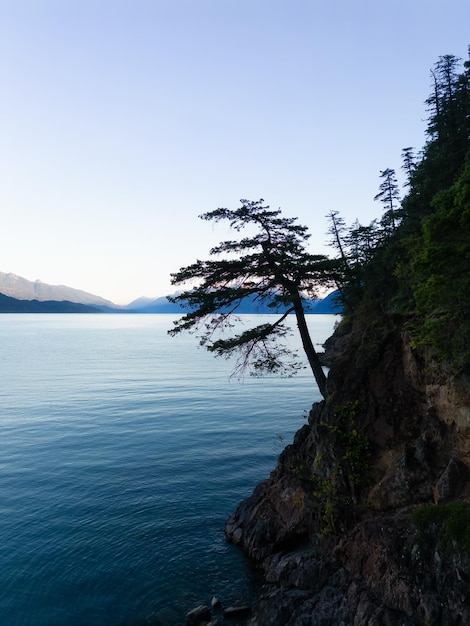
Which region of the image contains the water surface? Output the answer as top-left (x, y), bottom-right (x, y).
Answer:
top-left (0, 314), bottom-right (336, 625)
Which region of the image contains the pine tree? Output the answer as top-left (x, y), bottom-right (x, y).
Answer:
top-left (168, 199), bottom-right (336, 397)
top-left (401, 147), bottom-right (416, 188)
top-left (374, 168), bottom-right (401, 232)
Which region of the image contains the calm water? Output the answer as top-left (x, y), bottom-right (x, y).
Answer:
top-left (0, 314), bottom-right (336, 626)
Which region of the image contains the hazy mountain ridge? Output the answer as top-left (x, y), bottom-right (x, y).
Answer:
top-left (126, 290), bottom-right (342, 314)
top-left (0, 272), bottom-right (115, 307)
top-left (0, 292), bottom-right (103, 313)
top-left (0, 271), bottom-right (341, 314)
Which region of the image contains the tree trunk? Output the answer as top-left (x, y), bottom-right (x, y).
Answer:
top-left (293, 297), bottom-right (328, 399)
top-left (261, 243), bottom-right (328, 398)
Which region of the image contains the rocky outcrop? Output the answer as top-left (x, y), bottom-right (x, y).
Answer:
top-left (225, 318), bottom-right (470, 624)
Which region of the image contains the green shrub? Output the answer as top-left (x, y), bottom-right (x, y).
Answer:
top-left (412, 502), bottom-right (470, 553)
top-left (326, 424), bottom-right (371, 490)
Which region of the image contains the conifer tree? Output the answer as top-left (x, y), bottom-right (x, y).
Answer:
top-left (168, 199), bottom-right (335, 398)
top-left (374, 168), bottom-right (401, 232)
top-left (401, 147), bottom-right (416, 188)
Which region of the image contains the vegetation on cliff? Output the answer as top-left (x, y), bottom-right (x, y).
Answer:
top-left (318, 48), bottom-right (470, 544)
top-left (223, 49), bottom-right (470, 625)
top-left (330, 50), bottom-right (470, 374)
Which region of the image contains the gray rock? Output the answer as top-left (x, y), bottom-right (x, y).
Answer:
top-left (223, 605), bottom-right (251, 619)
top-left (434, 458), bottom-right (469, 503)
top-left (186, 604), bottom-right (211, 625)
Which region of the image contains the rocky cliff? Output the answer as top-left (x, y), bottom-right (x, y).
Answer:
top-left (218, 51), bottom-right (470, 625)
top-left (225, 315), bottom-right (470, 625)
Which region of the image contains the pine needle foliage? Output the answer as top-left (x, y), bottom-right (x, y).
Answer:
top-left (168, 199), bottom-right (337, 397)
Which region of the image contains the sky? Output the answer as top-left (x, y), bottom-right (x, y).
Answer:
top-left (1, 1), bottom-right (469, 305)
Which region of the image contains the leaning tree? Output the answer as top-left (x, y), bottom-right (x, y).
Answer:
top-left (168, 199), bottom-right (337, 398)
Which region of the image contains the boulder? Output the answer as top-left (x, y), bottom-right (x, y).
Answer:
top-left (185, 604), bottom-right (212, 626)
top-left (222, 605), bottom-right (251, 620)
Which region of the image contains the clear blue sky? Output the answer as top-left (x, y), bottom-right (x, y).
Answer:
top-left (1, 0), bottom-right (468, 304)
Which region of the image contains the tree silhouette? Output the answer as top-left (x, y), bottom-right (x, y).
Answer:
top-left (374, 168), bottom-right (400, 232)
top-left (168, 199), bottom-right (335, 397)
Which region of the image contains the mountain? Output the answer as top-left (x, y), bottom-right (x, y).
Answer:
top-left (0, 271), bottom-right (342, 314)
top-left (126, 290), bottom-right (342, 314)
top-left (125, 295), bottom-right (183, 313)
top-left (0, 293), bottom-right (103, 313)
top-left (0, 272), bottom-right (115, 308)
top-left (308, 289), bottom-right (342, 313)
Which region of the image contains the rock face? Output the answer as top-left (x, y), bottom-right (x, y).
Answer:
top-left (225, 318), bottom-right (470, 625)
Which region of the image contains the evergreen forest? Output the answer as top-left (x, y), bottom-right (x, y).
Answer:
top-left (329, 50), bottom-right (470, 373)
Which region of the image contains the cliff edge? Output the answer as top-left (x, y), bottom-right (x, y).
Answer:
top-left (225, 315), bottom-right (470, 625)
top-left (224, 51), bottom-right (470, 624)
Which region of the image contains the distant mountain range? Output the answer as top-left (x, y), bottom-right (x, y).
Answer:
top-left (125, 291), bottom-right (342, 314)
top-left (0, 292), bottom-right (104, 313)
top-left (0, 272), bottom-right (115, 308)
top-left (0, 272), bottom-right (341, 315)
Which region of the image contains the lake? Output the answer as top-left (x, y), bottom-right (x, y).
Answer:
top-left (0, 314), bottom-right (337, 625)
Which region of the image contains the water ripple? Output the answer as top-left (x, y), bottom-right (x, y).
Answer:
top-left (0, 314), bottom-right (336, 625)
